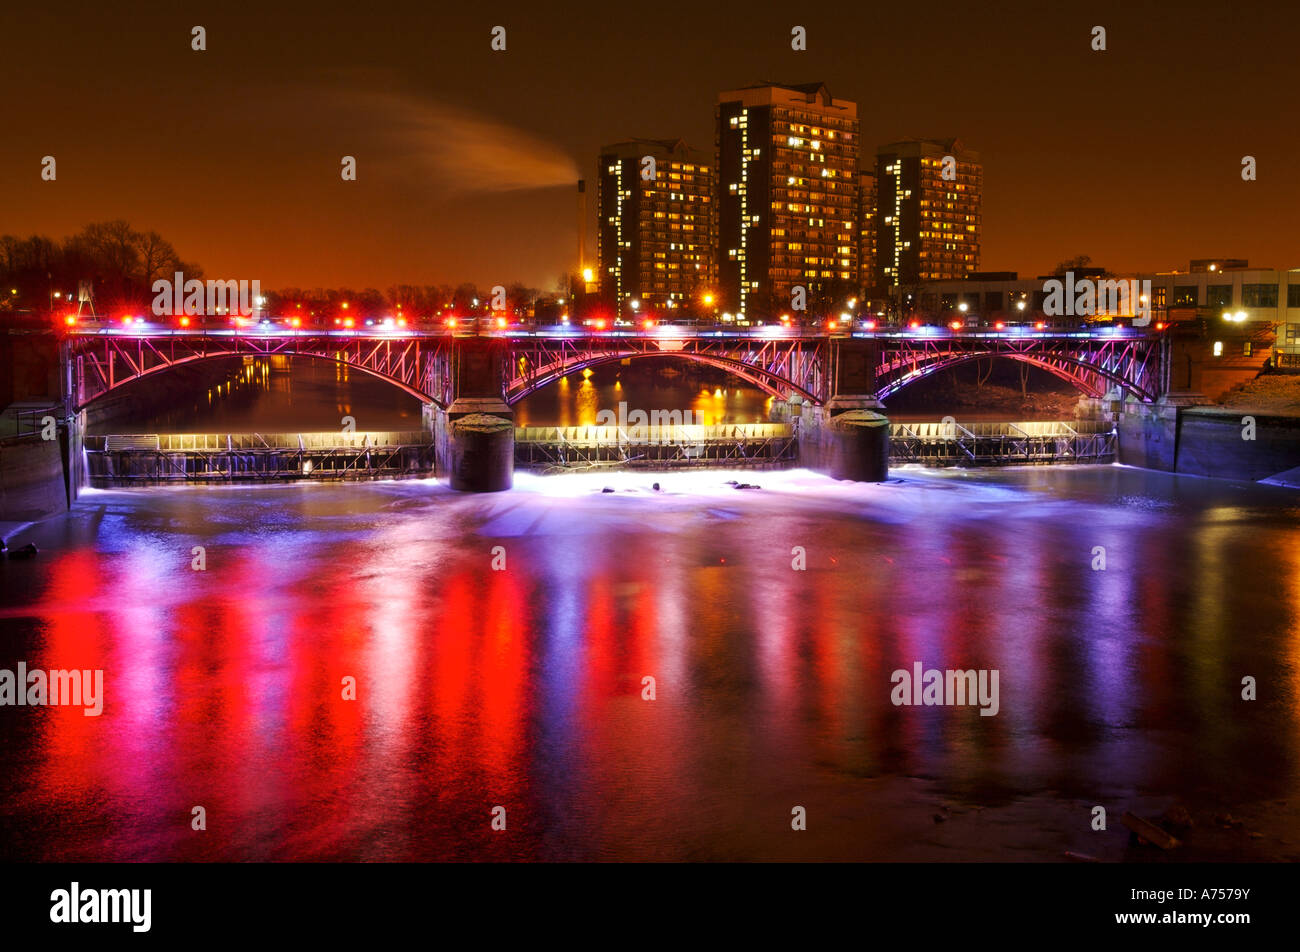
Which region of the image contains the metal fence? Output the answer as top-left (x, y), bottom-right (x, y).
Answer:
top-left (515, 423), bottom-right (798, 471)
top-left (0, 405), bottom-right (60, 440)
top-left (889, 420), bottom-right (1117, 465)
top-left (85, 431), bottom-right (434, 484)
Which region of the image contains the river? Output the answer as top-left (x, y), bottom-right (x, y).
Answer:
top-left (6, 361), bottom-right (1300, 861)
top-left (2, 464), bottom-right (1299, 861)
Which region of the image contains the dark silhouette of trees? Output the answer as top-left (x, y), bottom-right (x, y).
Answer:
top-left (0, 221), bottom-right (200, 314)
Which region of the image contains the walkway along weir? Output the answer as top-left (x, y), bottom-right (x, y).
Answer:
top-left (84, 431), bottom-right (434, 485)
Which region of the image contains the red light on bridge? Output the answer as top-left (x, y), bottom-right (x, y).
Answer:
top-left (828, 320), bottom-right (837, 330)
top-left (1156, 322), bottom-right (1165, 331)
top-left (949, 320), bottom-right (962, 330)
top-left (909, 320), bottom-right (921, 329)
top-left (343, 317), bottom-right (355, 328)
top-left (64, 315), bottom-right (76, 326)
top-left (397, 317), bottom-right (406, 327)
top-left (121, 316), bottom-right (132, 325)
top-left (863, 320), bottom-right (876, 330)
top-left (179, 316), bottom-right (190, 327)
top-left (994, 321), bottom-right (1005, 331)
top-left (496, 317), bottom-right (507, 328)
top-left (594, 319), bottom-right (606, 330)
top-left (643, 319), bottom-right (655, 330)
top-left (1034, 321), bottom-right (1046, 331)
top-left (446, 317), bottom-right (457, 328)
top-left (291, 317), bottom-right (302, 328)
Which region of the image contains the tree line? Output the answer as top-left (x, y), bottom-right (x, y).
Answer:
top-left (0, 221), bottom-right (200, 313)
top-left (0, 222), bottom-right (549, 318)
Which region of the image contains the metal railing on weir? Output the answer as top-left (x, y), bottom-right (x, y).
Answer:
top-left (84, 431), bottom-right (433, 484)
top-left (889, 420), bottom-right (1117, 465)
top-left (515, 423), bottom-right (798, 471)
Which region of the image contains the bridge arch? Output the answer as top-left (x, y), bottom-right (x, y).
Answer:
top-left (875, 349), bottom-right (1157, 403)
top-left (69, 338), bottom-right (448, 411)
top-left (505, 349), bottom-right (820, 406)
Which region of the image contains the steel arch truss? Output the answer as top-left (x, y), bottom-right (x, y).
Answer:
top-left (874, 336), bottom-right (1160, 402)
top-left (66, 334), bottom-right (454, 410)
top-left (504, 336), bottom-right (830, 405)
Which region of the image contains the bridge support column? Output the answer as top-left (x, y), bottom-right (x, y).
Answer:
top-left (796, 339), bottom-right (889, 481)
top-left (58, 409), bottom-right (87, 506)
top-left (433, 398), bottom-right (514, 492)
top-left (797, 396), bottom-right (890, 482)
top-left (431, 337), bottom-right (515, 491)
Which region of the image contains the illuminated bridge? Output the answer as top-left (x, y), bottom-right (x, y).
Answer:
top-left (55, 325), bottom-right (1165, 491)
top-left (61, 324), bottom-right (1166, 411)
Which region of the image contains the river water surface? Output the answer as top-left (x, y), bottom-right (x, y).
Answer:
top-left (2, 465), bottom-right (1299, 861)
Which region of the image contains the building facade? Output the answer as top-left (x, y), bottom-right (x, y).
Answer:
top-left (875, 138), bottom-right (982, 288)
top-left (857, 171), bottom-right (877, 294)
top-left (716, 83), bottom-right (860, 319)
top-left (909, 265), bottom-right (1300, 397)
top-left (596, 139), bottom-right (715, 316)
top-left (913, 266), bottom-right (1297, 330)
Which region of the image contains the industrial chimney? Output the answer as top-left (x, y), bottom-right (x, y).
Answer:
top-left (577, 179), bottom-right (587, 284)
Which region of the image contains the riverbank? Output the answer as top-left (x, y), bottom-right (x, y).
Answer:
top-left (0, 435), bottom-right (67, 523)
top-left (888, 379), bottom-right (1082, 421)
top-left (1218, 372), bottom-right (1300, 417)
top-left (1117, 400), bottom-right (1300, 481)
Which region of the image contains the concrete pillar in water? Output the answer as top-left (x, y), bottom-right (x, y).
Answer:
top-left (434, 398), bottom-right (514, 492)
top-left (58, 410), bottom-right (87, 506)
top-left (798, 395), bottom-right (890, 482)
top-left (792, 337), bottom-right (891, 481)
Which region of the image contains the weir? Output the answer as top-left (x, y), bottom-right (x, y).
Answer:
top-left (80, 420), bottom-right (1122, 485)
top-left (84, 431), bottom-right (434, 485)
top-left (515, 423), bottom-right (798, 471)
top-left (888, 420), bottom-right (1117, 465)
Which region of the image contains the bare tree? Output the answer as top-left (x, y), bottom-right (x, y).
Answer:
top-left (1051, 254), bottom-right (1092, 275)
top-left (135, 230), bottom-right (185, 290)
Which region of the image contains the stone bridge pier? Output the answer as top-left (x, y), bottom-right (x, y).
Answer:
top-left (789, 338), bottom-right (890, 482)
top-left (432, 338), bottom-right (515, 492)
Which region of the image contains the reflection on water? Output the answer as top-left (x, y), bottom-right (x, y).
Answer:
top-left (108, 357), bottom-right (424, 434)
top-left (115, 357), bottom-right (773, 435)
top-left (1, 466), bottom-right (1299, 861)
top-left (513, 363), bottom-right (773, 427)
